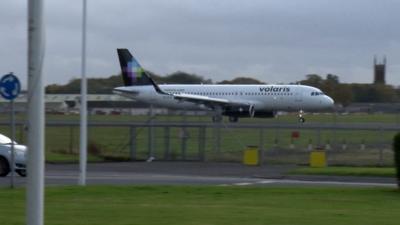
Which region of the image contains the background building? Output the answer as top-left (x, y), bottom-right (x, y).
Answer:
top-left (374, 56), bottom-right (386, 85)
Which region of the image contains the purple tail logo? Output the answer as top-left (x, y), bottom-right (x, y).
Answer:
top-left (123, 60), bottom-right (144, 81)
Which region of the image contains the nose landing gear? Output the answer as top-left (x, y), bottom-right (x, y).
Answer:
top-left (298, 110), bottom-right (305, 123)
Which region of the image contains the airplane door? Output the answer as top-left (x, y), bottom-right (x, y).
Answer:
top-left (294, 91), bottom-right (302, 109)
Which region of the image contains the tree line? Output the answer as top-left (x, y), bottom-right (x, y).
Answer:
top-left (46, 71), bottom-right (400, 105)
top-left (299, 74), bottom-right (399, 106)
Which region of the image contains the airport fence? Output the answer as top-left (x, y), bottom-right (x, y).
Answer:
top-left (0, 120), bottom-right (398, 166)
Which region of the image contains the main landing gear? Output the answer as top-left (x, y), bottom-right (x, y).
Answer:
top-left (212, 116), bottom-right (239, 123)
top-left (298, 110), bottom-right (305, 123)
top-left (229, 116), bottom-right (239, 123)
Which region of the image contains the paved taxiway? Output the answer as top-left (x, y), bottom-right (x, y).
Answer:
top-left (0, 162), bottom-right (396, 188)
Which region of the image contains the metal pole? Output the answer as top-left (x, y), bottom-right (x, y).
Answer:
top-left (198, 127), bottom-right (206, 161)
top-left (79, 0), bottom-right (88, 186)
top-left (259, 128), bottom-right (264, 152)
top-left (181, 129), bottom-right (187, 160)
top-left (19, 123), bottom-right (24, 144)
top-left (332, 111), bottom-right (337, 150)
top-left (259, 128), bottom-right (264, 165)
top-left (212, 107), bottom-right (222, 157)
top-left (10, 100), bottom-right (15, 188)
top-left (164, 127), bottom-right (170, 160)
top-left (397, 109), bottom-right (400, 125)
top-left (213, 123), bottom-right (221, 157)
top-left (148, 105), bottom-right (154, 159)
top-left (69, 126), bottom-right (74, 154)
top-left (379, 129), bottom-right (384, 166)
top-left (181, 111), bottom-right (187, 160)
top-left (130, 126), bottom-right (136, 161)
top-left (316, 128), bottom-right (321, 148)
top-left (274, 125), bottom-right (279, 150)
top-left (27, 0), bottom-right (45, 224)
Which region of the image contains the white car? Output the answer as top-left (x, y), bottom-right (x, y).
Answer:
top-left (0, 134), bottom-right (27, 177)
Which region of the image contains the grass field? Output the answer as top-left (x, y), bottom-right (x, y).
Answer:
top-left (289, 167), bottom-right (397, 177)
top-left (1, 185), bottom-right (399, 225)
top-left (0, 113), bottom-right (397, 164)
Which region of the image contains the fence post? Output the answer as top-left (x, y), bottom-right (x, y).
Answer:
top-left (19, 123), bottom-right (24, 143)
top-left (274, 126), bottom-right (279, 150)
top-left (289, 137), bottom-right (295, 149)
top-left (181, 127), bottom-right (188, 160)
top-left (325, 139), bottom-right (331, 151)
top-left (342, 139), bottom-right (347, 150)
top-left (259, 128), bottom-right (264, 165)
top-left (130, 126), bottom-right (136, 161)
top-left (148, 105), bottom-right (154, 159)
top-left (379, 129), bottom-right (384, 166)
top-left (198, 127), bottom-right (206, 161)
top-left (379, 147), bottom-right (383, 167)
top-left (332, 111), bottom-right (337, 150)
top-left (307, 139), bottom-right (313, 151)
top-left (316, 128), bottom-right (321, 148)
top-left (360, 139), bottom-right (365, 150)
top-left (69, 125), bottom-right (74, 154)
top-left (164, 127), bottom-right (170, 160)
top-left (213, 123), bottom-right (221, 157)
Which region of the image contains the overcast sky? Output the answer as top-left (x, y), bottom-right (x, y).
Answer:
top-left (1, 0), bottom-right (400, 88)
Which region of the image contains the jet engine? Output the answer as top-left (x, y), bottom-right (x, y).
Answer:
top-left (222, 104), bottom-right (255, 118)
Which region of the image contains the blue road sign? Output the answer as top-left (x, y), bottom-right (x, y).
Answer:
top-left (0, 73), bottom-right (21, 100)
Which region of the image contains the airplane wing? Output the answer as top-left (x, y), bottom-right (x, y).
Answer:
top-left (172, 93), bottom-right (252, 109)
top-left (173, 93), bottom-right (229, 104)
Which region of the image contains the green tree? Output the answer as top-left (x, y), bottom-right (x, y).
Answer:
top-left (156, 71), bottom-right (211, 84)
top-left (332, 84), bottom-right (353, 106)
top-left (350, 84), bottom-right (398, 103)
top-left (45, 71), bottom-right (212, 94)
top-left (300, 74), bottom-right (324, 88)
top-left (218, 77), bottom-right (265, 84)
top-left (326, 74), bottom-right (339, 84)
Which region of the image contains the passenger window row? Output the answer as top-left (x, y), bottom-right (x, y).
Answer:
top-left (167, 92), bottom-right (293, 96)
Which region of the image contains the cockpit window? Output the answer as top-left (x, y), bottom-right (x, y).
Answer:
top-left (311, 92), bottom-right (324, 96)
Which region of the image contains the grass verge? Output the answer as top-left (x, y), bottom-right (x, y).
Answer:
top-left (289, 166), bottom-right (396, 177)
top-left (1, 185), bottom-right (399, 225)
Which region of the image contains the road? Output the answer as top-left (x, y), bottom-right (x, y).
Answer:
top-left (0, 162), bottom-right (396, 188)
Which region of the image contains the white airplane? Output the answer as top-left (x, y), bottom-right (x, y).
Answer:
top-left (114, 49), bottom-right (334, 122)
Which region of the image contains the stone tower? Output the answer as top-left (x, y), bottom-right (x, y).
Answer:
top-left (374, 56), bottom-right (386, 85)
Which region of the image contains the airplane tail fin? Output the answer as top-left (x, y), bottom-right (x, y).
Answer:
top-left (116, 49), bottom-right (163, 93)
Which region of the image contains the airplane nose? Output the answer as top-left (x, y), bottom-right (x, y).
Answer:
top-left (325, 96), bottom-right (334, 108)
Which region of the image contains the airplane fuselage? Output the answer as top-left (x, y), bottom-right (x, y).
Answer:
top-left (114, 84), bottom-right (334, 113)
top-left (114, 49), bottom-right (334, 122)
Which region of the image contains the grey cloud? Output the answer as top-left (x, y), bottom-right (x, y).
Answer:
top-left (1, 0), bottom-right (400, 87)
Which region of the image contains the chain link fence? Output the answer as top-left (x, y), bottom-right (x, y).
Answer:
top-left (0, 120), bottom-right (397, 166)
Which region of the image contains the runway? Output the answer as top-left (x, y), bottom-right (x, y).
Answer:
top-left (0, 162), bottom-right (396, 188)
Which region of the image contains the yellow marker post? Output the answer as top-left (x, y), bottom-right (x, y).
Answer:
top-left (310, 150), bottom-right (327, 167)
top-left (243, 146), bottom-right (259, 166)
